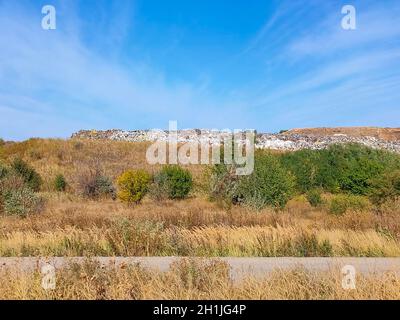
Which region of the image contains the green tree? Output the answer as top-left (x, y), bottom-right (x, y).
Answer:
top-left (54, 174), bottom-right (67, 192)
top-left (153, 165), bottom-right (193, 200)
top-left (11, 158), bottom-right (42, 192)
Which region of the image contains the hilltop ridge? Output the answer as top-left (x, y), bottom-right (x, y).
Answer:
top-left (285, 127), bottom-right (400, 141)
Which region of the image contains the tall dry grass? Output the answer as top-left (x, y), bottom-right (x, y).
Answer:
top-left (0, 196), bottom-right (286, 232)
top-left (1, 219), bottom-right (399, 257)
top-left (0, 259), bottom-right (399, 300)
top-left (0, 139), bottom-right (206, 192)
top-left (3, 194), bottom-right (398, 233)
top-left (0, 195), bottom-right (399, 257)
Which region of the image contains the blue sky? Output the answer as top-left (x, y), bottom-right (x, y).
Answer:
top-left (1, 0), bottom-right (400, 140)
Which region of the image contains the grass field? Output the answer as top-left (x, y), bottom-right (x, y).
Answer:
top-left (1, 138), bottom-right (400, 299)
top-left (1, 195), bottom-right (400, 257)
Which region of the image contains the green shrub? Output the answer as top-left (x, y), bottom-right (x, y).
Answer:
top-left (306, 189), bottom-right (323, 207)
top-left (236, 153), bottom-right (295, 209)
top-left (369, 170), bottom-right (400, 205)
top-left (153, 165), bottom-right (193, 200)
top-left (0, 162), bottom-right (44, 217)
top-left (10, 158), bottom-right (42, 192)
top-left (54, 174), bottom-right (67, 192)
top-left (210, 152), bottom-right (295, 210)
top-left (332, 144), bottom-right (386, 195)
top-left (117, 169), bottom-right (151, 204)
top-left (3, 187), bottom-right (43, 217)
top-left (282, 149), bottom-right (326, 193)
top-left (329, 194), bottom-right (371, 215)
top-left (77, 170), bottom-right (116, 199)
top-left (281, 144), bottom-right (400, 195)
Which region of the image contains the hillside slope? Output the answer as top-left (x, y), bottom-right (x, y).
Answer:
top-left (286, 127), bottom-right (400, 141)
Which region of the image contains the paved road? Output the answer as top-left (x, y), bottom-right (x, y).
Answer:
top-left (1, 257), bottom-right (400, 280)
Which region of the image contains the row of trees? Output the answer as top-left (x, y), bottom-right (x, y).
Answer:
top-left (209, 144), bottom-right (400, 210)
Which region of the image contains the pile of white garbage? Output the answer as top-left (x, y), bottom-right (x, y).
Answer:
top-left (71, 129), bottom-right (400, 153)
top-left (256, 133), bottom-right (400, 152)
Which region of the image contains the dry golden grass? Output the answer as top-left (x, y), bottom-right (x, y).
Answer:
top-left (0, 193), bottom-right (399, 257)
top-left (0, 195), bottom-right (283, 232)
top-left (0, 138), bottom-right (206, 191)
top-left (0, 259), bottom-right (399, 300)
top-left (2, 193), bottom-right (396, 233)
top-left (1, 224), bottom-right (398, 257)
top-left (0, 195), bottom-right (399, 257)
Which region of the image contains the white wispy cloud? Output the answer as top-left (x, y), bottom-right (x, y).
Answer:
top-left (1, 0), bottom-right (399, 139)
top-left (288, 3), bottom-right (400, 57)
top-left (0, 1), bottom-right (242, 139)
top-left (241, 1), bottom-right (400, 130)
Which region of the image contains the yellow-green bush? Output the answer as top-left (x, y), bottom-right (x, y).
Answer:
top-left (306, 189), bottom-right (324, 207)
top-left (116, 169), bottom-right (151, 204)
top-left (329, 194), bottom-right (371, 215)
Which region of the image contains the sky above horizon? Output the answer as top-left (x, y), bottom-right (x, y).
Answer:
top-left (1, 0), bottom-right (400, 140)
